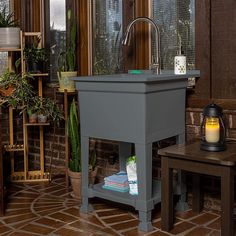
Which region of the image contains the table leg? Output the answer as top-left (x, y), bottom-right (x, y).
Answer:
top-left (192, 174), bottom-right (202, 213)
top-left (135, 143), bottom-right (153, 231)
top-left (221, 167), bottom-right (234, 236)
top-left (80, 136), bottom-right (94, 213)
top-left (175, 133), bottom-right (189, 211)
top-left (119, 142), bottom-right (131, 172)
top-left (161, 157), bottom-right (173, 231)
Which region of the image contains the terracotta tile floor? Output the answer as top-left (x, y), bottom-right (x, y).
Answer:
top-left (0, 176), bottom-right (224, 235)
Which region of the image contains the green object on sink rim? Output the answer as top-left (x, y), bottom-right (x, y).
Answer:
top-left (129, 70), bottom-right (142, 74)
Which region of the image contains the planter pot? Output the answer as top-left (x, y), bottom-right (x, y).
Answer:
top-left (57, 71), bottom-right (77, 92)
top-left (0, 27), bottom-right (20, 49)
top-left (68, 167), bottom-right (98, 199)
top-left (0, 86), bottom-right (14, 97)
top-left (28, 113), bottom-right (37, 123)
top-left (37, 114), bottom-right (47, 123)
top-left (26, 60), bottom-right (46, 74)
top-left (68, 169), bottom-right (82, 199)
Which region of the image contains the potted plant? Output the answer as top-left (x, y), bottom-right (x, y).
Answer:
top-left (24, 96), bottom-right (64, 124)
top-left (0, 5), bottom-right (20, 48)
top-left (68, 99), bottom-right (97, 199)
top-left (37, 97), bottom-right (64, 125)
top-left (0, 70), bottom-right (34, 108)
top-left (26, 97), bottom-right (39, 123)
top-left (57, 9), bottom-right (77, 92)
top-left (24, 44), bottom-right (48, 73)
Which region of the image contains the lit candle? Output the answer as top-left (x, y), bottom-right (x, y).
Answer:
top-left (205, 118), bottom-right (220, 143)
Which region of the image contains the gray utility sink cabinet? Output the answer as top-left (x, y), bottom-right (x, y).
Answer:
top-left (72, 70), bottom-right (200, 232)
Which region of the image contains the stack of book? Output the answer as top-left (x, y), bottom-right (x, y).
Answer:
top-left (103, 171), bottom-right (129, 192)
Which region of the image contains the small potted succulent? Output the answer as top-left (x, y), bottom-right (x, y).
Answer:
top-left (0, 6), bottom-right (20, 48)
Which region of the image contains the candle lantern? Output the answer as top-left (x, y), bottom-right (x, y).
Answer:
top-left (200, 104), bottom-right (226, 151)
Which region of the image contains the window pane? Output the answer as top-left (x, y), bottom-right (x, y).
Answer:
top-left (92, 0), bottom-right (123, 75)
top-left (0, 0), bottom-right (9, 74)
top-left (152, 0), bottom-right (195, 70)
top-left (49, 0), bottom-right (66, 81)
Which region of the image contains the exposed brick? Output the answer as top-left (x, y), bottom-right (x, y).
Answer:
top-left (59, 136), bottom-right (65, 144)
top-left (227, 129), bottom-right (236, 139)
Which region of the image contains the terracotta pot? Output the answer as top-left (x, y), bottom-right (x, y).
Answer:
top-left (68, 167), bottom-right (98, 199)
top-left (0, 86), bottom-right (14, 97)
top-left (28, 113), bottom-right (38, 123)
top-left (68, 169), bottom-right (82, 199)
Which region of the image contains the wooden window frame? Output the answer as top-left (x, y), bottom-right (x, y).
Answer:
top-left (15, 0), bottom-right (236, 110)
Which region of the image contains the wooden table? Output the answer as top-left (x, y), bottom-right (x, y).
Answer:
top-left (158, 141), bottom-right (236, 236)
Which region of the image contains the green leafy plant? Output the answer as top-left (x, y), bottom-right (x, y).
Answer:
top-left (0, 69), bottom-right (34, 108)
top-left (0, 6), bottom-right (18, 27)
top-left (58, 9), bottom-right (76, 74)
top-left (68, 99), bottom-right (96, 172)
top-left (0, 70), bottom-right (63, 125)
top-left (68, 99), bottom-right (80, 172)
top-left (26, 96), bottom-right (64, 125)
top-left (24, 45), bottom-right (48, 64)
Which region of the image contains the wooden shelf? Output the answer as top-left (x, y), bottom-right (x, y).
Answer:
top-left (56, 89), bottom-right (78, 95)
top-left (30, 73), bottom-right (49, 77)
top-left (0, 48), bottom-right (21, 52)
top-left (10, 171), bottom-right (50, 182)
top-left (25, 122), bottom-right (50, 126)
top-left (4, 7), bottom-right (49, 184)
top-left (24, 32), bottom-right (41, 37)
top-left (4, 144), bottom-right (24, 152)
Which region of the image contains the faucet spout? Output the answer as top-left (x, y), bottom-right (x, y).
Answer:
top-left (122, 17), bottom-right (161, 74)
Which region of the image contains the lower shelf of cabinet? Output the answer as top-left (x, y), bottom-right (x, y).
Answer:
top-left (11, 171), bottom-right (50, 182)
top-left (88, 180), bottom-right (161, 208)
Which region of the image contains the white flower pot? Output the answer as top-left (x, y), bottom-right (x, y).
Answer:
top-left (38, 114), bottom-right (47, 123)
top-left (0, 27), bottom-right (20, 49)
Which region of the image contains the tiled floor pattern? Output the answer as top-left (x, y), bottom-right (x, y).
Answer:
top-left (0, 176), bottom-right (223, 235)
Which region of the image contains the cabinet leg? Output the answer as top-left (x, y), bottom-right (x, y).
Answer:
top-left (119, 142), bottom-right (131, 171)
top-left (80, 136), bottom-right (94, 213)
top-left (135, 143), bottom-right (153, 231)
top-left (138, 211), bottom-right (153, 231)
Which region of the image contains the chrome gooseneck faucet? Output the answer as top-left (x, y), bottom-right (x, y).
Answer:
top-left (122, 17), bottom-right (161, 74)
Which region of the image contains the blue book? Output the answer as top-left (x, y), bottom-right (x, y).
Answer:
top-left (102, 185), bottom-right (129, 193)
top-left (104, 171), bottom-right (128, 184)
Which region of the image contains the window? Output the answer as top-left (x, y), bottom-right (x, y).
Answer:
top-left (152, 0), bottom-right (195, 70)
top-left (49, 0), bottom-right (66, 81)
top-left (92, 0), bottom-right (124, 75)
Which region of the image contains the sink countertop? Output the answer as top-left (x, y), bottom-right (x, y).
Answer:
top-left (71, 70), bottom-right (200, 83)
